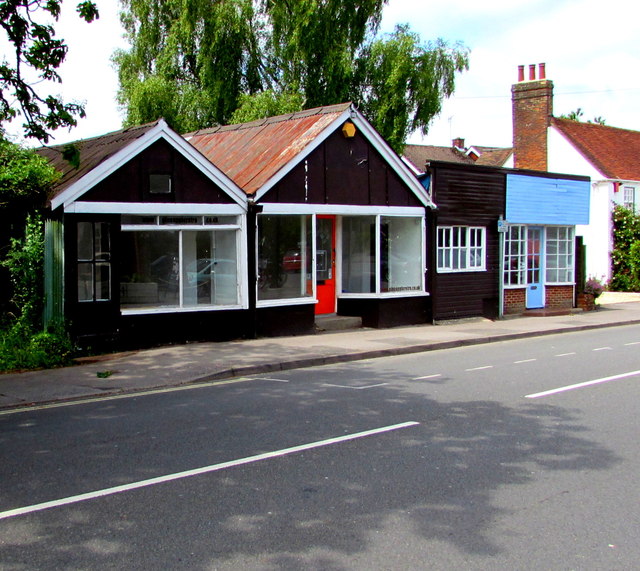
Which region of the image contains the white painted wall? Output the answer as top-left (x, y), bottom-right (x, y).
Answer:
top-left (548, 126), bottom-right (616, 282)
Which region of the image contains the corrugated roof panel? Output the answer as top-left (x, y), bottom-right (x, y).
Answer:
top-left (187, 104), bottom-right (349, 195)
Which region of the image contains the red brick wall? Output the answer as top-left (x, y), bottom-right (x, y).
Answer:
top-left (504, 288), bottom-right (526, 314)
top-left (512, 78), bottom-right (553, 171)
top-left (545, 285), bottom-right (574, 308)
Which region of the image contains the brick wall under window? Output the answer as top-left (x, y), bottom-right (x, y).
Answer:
top-left (504, 288), bottom-right (526, 314)
top-left (545, 285), bottom-right (574, 309)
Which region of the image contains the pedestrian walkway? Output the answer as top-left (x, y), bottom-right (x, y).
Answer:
top-left (2, 295), bottom-right (640, 412)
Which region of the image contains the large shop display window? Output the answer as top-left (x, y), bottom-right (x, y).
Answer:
top-left (257, 215), bottom-right (313, 301)
top-left (342, 215), bottom-right (424, 295)
top-left (503, 225), bottom-right (574, 286)
top-left (120, 216), bottom-right (241, 311)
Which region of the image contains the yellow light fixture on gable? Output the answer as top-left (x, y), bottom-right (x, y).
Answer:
top-left (342, 121), bottom-right (356, 138)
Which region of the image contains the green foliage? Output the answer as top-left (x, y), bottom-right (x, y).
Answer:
top-left (0, 321), bottom-right (75, 371)
top-left (352, 25), bottom-right (469, 152)
top-left (0, 212), bottom-right (75, 372)
top-left (559, 107), bottom-right (606, 125)
top-left (0, 1), bottom-right (98, 142)
top-left (115, 0), bottom-right (469, 151)
top-left (230, 90), bottom-right (305, 124)
top-left (0, 137), bottom-right (60, 211)
top-left (610, 205), bottom-right (640, 291)
top-left (1, 213), bottom-right (45, 329)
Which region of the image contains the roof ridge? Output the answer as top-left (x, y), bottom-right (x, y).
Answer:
top-left (186, 102), bottom-right (352, 138)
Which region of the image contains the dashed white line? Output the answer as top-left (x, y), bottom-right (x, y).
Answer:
top-left (465, 365), bottom-right (494, 372)
top-left (413, 374), bottom-right (442, 380)
top-left (593, 347), bottom-right (612, 351)
top-left (625, 342), bottom-right (640, 346)
top-left (259, 378), bottom-right (290, 383)
top-left (525, 369), bottom-right (640, 399)
top-left (0, 421), bottom-right (420, 521)
top-left (323, 383), bottom-right (389, 390)
top-left (514, 359), bottom-right (537, 364)
top-left (555, 352), bottom-right (576, 357)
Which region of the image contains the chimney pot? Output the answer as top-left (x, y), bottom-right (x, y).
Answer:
top-left (529, 64), bottom-right (536, 81)
top-left (538, 63), bottom-right (546, 80)
top-left (518, 65), bottom-right (525, 82)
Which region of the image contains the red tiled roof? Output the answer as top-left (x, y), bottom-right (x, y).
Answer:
top-left (38, 121), bottom-right (160, 198)
top-left (185, 103), bottom-right (351, 195)
top-left (551, 117), bottom-right (640, 180)
top-left (403, 143), bottom-right (511, 172)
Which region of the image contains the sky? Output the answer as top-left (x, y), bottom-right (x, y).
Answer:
top-left (7, 0), bottom-right (640, 149)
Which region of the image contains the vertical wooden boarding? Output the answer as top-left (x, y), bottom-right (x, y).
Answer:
top-left (44, 219), bottom-right (64, 329)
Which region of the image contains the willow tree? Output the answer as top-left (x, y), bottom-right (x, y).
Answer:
top-left (115, 0), bottom-right (469, 152)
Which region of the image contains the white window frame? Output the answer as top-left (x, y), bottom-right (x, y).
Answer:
top-left (545, 226), bottom-right (575, 284)
top-left (624, 186), bottom-right (635, 211)
top-left (503, 224), bottom-right (527, 287)
top-left (436, 226), bottom-right (486, 273)
top-left (120, 214), bottom-right (247, 315)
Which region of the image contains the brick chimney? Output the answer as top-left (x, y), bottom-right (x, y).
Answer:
top-left (512, 63), bottom-right (553, 170)
top-left (452, 137), bottom-right (465, 150)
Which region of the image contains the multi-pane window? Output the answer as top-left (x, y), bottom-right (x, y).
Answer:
top-left (624, 186), bottom-right (635, 211)
top-left (437, 226), bottom-right (485, 272)
top-left (545, 226), bottom-right (574, 283)
top-left (503, 225), bottom-right (526, 286)
top-left (77, 221), bottom-right (111, 302)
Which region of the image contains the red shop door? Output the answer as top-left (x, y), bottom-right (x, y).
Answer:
top-left (315, 216), bottom-right (336, 314)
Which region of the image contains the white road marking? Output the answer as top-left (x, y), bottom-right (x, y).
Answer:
top-left (625, 342), bottom-right (640, 346)
top-left (0, 377), bottom-right (260, 416)
top-left (0, 421), bottom-right (419, 521)
top-left (323, 383), bottom-right (389, 390)
top-left (413, 374), bottom-right (442, 380)
top-left (258, 378), bottom-right (290, 383)
top-left (555, 352), bottom-right (576, 357)
top-left (514, 359), bottom-right (536, 364)
top-left (525, 369), bottom-right (640, 399)
top-left (593, 347), bottom-right (612, 351)
top-left (465, 366), bottom-right (493, 371)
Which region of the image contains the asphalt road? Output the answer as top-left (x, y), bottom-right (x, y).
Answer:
top-left (1, 324), bottom-right (640, 569)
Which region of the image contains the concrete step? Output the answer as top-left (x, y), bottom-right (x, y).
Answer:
top-left (315, 314), bottom-right (363, 332)
top-left (523, 307), bottom-right (583, 317)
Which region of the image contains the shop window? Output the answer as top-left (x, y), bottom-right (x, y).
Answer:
top-left (120, 217), bottom-right (241, 310)
top-left (545, 226), bottom-right (574, 283)
top-left (380, 216), bottom-right (423, 292)
top-left (77, 221), bottom-right (111, 302)
top-left (437, 226), bottom-right (485, 272)
top-left (342, 215), bottom-right (424, 295)
top-left (503, 225), bottom-right (526, 286)
top-left (257, 215), bottom-right (313, 301)
top-left (342, 216), bottom-right (376, 293)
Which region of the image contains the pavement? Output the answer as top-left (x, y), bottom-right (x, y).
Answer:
top-left (2, 292), bottom-right (640, 412)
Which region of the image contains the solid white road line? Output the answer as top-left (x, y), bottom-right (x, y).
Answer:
top-left (0, 421), bottom-right (420, 521)
top-left (525, 369), bottom-right (640, 399)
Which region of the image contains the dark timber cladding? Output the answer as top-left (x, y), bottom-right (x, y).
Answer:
top-left (82, 139), bottom-right (234, 204)
top-left (266, 130), bottom-right (423, 206)
top-left (428, 161), bottom-right (506, 320)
